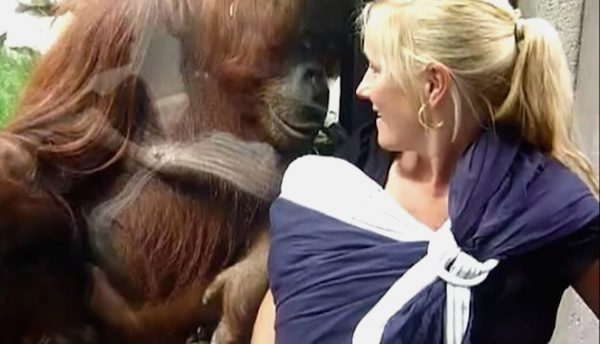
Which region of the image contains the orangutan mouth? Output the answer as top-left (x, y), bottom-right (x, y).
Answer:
top-left (274, 109), bottom-right (325, 143)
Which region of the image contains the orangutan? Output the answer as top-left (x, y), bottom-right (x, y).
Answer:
top-left (0, 0), bottom-right (354, 342)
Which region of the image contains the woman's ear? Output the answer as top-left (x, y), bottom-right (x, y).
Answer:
top-left (423, 64), bottom-right (451, 108)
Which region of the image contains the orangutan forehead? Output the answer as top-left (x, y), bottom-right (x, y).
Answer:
top-left (296, 0), bottom-right (354, 63)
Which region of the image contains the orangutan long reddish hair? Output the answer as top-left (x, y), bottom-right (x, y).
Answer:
top-left (0, 0), bottom-right (349, 342)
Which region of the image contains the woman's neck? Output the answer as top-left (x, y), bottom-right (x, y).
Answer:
top-left (392, 152), bottom-right (453, 193)
top-left (391, 121), bottom-right (481, 193)
top-left (384, 124), bottom-right (479, 229)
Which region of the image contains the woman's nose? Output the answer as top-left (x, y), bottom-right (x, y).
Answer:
top-left (355, 74), bottom-right (370, 100)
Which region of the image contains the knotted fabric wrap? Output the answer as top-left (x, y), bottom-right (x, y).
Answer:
top-left (269, 129), bottom-right (599, 344)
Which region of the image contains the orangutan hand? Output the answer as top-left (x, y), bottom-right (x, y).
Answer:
top-left (202, 231), bottom-right (269, 344)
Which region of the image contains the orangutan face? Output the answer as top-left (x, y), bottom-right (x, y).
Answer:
top-left (164, 0), bottom-right (354, 154)
top-left (256, 0), bottom-right (352, 153)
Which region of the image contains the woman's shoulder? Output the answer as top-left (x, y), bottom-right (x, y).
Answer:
top-left (471, 216), bottom-right (598, 343)
top-left (544, 215), bottom-right (599, 285)
top-left (500, 215), bottom-right (599, 287)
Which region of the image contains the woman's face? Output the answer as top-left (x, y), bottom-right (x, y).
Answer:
top-left (355, 40), bottom-right (426, 153)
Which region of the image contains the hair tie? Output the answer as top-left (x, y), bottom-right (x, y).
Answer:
top-left (514, 19), bottom-right (525, 44)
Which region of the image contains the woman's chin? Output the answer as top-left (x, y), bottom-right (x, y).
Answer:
top-left (375, 124), bottom-right (403, 152)
top-left (376, 133), bottom-right (395, 151)
top-left (375, 119), bottom-right (391, 142)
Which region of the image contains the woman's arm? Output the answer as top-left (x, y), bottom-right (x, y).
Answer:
top-left (251, 290), bottom-right (276, 344)
top-left (573, 259), bottom-right (599, 317)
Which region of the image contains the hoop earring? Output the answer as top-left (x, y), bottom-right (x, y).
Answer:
top-left (417, 103), bottom-right (444, 130)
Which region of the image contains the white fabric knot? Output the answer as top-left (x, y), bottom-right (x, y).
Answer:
top-left (428, 224), bottom-right (499, 344)
top-left (353, 221), bottom-right (499, 344)
top-left (428, 224), bottom-right (499, 287)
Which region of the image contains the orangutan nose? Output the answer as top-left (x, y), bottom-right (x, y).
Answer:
top-left (298, 62), bottom-right (329, 105)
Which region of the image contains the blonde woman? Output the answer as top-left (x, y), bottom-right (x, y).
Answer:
top-left (253, 0), bottom-right (599, 343)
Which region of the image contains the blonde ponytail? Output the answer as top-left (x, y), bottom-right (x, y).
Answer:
top-left (495, 18), bottom-right (599, 196)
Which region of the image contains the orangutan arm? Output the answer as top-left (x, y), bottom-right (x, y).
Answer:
top-left (89, 266), bottom-right (219, 339)
top-left (203, 228), bottom-right (270, 343)
top-left (90, 227), bottom-right (270, 342)
top-left (126, 131), bottom-right (284, 201)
